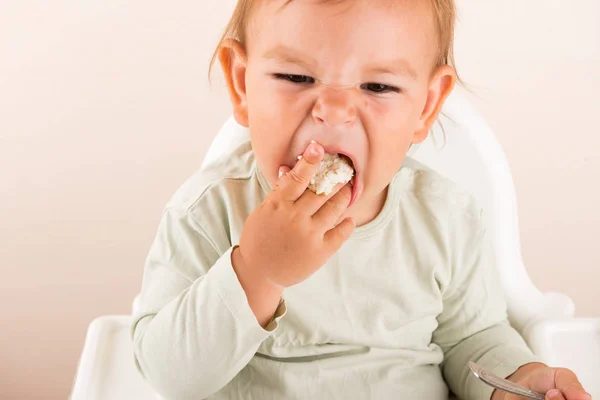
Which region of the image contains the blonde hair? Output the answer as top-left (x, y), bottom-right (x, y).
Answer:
top-left (209, 0), bottom-right (459, 80)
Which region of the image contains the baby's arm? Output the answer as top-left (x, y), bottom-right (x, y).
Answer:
top-left (433, 210), bottom-right (539, 400)
top-left (132, 207), bottom-right (285, 400)
top-left (132, 142), bottom-right (354, 400)
top-left (433, 210), bottom-right (590, 400)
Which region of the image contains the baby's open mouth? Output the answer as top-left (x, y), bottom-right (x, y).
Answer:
top-left (338, 154), bottom-right (357, 187)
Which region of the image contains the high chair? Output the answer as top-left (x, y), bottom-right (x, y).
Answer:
top-left (71, 89), bottom-right (600, 399)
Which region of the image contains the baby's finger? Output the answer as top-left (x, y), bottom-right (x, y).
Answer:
top-left (278, 166), bottom-right (291, 179)
top-left (324, 217), bottom-right (355, 248)
top-left (554, 369), bottom-right (590, 400)
top-left (295, 180), bottom-right (347, 216)
top-left (278, 142), bottom-right (324, 202)
top-left (562, 388), bottom-right (592, 400)
top-left (273, 166), bottom-right (291, 191)
top-left (546, 389), bottom-right (566, 400)
top-left (312, 184), bottom-right (352, 228)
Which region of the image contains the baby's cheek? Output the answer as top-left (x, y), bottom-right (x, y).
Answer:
top-left (252, 136), bottom-right (289, 182)
top-left (370, 141), bottom-right (408, 187)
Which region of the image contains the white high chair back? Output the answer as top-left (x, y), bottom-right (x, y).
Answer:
top-left (201, 88), bottom-right (575, 332)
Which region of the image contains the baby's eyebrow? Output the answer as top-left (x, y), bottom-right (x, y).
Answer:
top-left (364, 60), bottom-right (418, 81)
top-left (262, 45), bottom-right (317, 71)
top-left (262, 45), bottom-right (418, 81)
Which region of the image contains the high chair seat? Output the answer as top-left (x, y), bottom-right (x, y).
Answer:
top-left (71, 89), bottom-right (600, 400)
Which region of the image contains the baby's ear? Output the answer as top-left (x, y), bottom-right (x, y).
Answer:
top-left (413, 65), bottom-right (456, 143)
top-left (219, 39), bottom-right (249, 127)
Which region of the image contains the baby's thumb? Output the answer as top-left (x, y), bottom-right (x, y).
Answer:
top-left (546, 389), bottom-right (565, 400)
top-left (325, 217), bottom-right (356, 248)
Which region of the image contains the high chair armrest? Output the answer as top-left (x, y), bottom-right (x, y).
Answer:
top-left (71, 315), bottom-right (159, 400)
top-left (523, 317), bottom-right (600, 398)
top-left (533, 291), bottom-right (576, 319)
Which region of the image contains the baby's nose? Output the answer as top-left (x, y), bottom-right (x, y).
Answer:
top-left (311, 86), bottom-right (358, 128)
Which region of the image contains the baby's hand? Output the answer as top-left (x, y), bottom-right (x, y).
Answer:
top-left (235, 141), bottom-right (355, 289)
top-left (498, 363), bottom-right (591, 400)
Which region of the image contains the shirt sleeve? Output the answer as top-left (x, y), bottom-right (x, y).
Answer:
top-left (131, 207), bottom-right (286, 400)
top-left (433, 208), bottom-right (540, 400)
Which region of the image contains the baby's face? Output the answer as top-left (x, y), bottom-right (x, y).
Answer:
top-left (223, 0), bottom-right (454, 222)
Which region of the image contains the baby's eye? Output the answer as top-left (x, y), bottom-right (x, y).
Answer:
top-left (273, 74), bottom-right (316, 85)
top-left (361, 83), bottom-right (400, 94)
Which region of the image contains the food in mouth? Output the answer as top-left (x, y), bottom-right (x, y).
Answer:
top-left (307, 153), bottom-right (355, 195)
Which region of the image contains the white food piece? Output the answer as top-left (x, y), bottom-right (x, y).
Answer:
top-left (308, 153), bottom-right (354, 195)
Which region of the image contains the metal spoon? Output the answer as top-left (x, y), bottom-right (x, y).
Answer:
top-left (468, 361), bottom-right (546, 400)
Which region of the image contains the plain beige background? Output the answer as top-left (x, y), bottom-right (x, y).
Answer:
top-left (1, 1), bottom-right (598, 399)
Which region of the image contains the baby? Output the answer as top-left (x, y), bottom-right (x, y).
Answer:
top-left (132, 1), bottom-right (590, 399)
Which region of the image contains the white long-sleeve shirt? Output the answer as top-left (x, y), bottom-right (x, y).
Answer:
top-left (132, 141), bottom-right (538, 400)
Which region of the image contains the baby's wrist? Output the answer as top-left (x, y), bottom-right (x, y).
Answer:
top-left (232, 246), bottom-right (283, 326)
top-left (232, 246), bottom-right (282, 292)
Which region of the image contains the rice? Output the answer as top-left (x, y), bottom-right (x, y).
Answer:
top-left (307, 153), bottom-right (354, 195)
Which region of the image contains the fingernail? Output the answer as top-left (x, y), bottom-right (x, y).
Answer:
top-left (308, 144), bottom-right (320, 156)
top-left (547, 389), bottom-right (560, 398)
